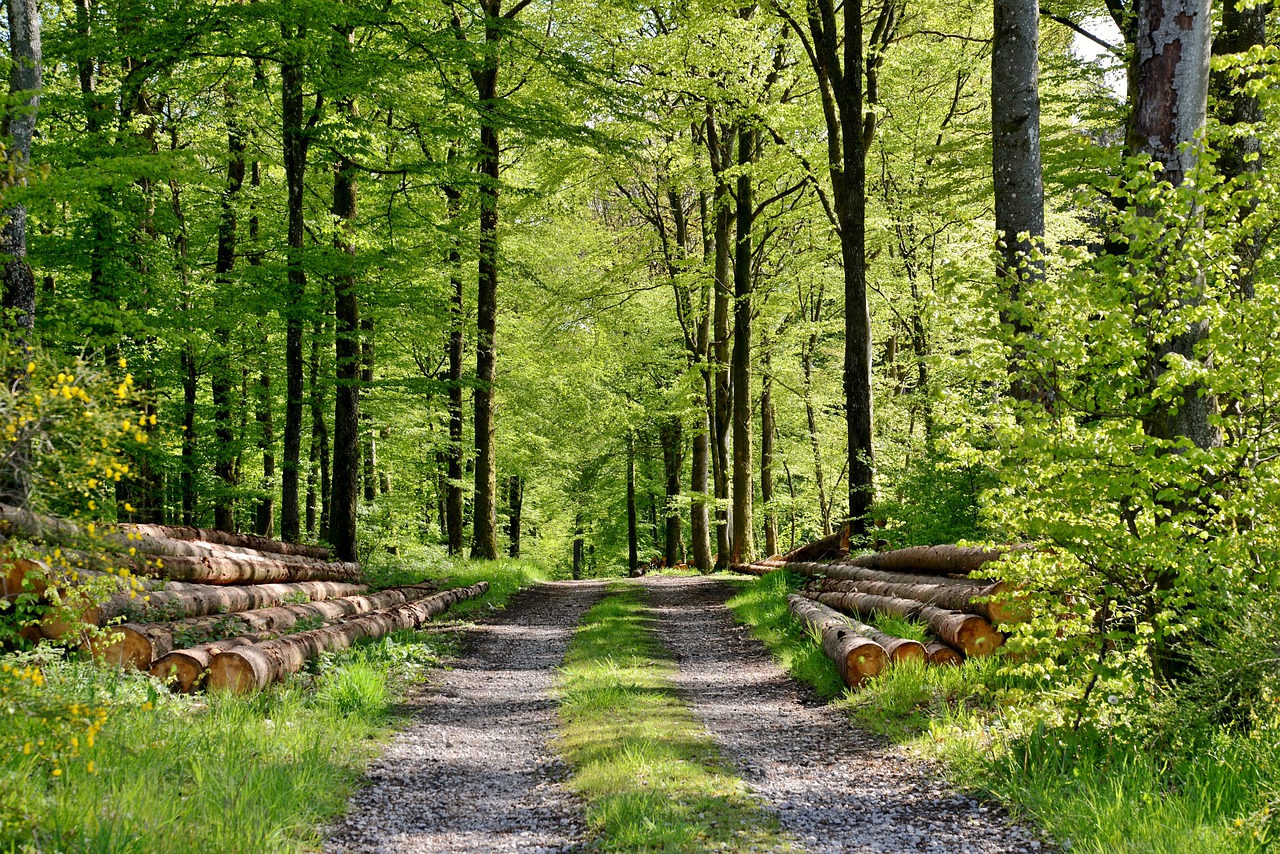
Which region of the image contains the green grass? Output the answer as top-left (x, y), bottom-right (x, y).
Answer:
top-left (726, 569), bottom-right (1280, 853)
top-left (556, 583), bottom-right (793, 852)
top-left (0, 555), bottom-right (550, 853)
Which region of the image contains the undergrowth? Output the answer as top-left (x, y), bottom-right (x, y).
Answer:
top-left (556, 582), bottom-right (793, 852)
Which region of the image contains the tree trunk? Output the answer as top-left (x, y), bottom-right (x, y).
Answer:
top-left (206, 582), bottom-right (488, 692)
top-left (360, 317), bottom-right (376, 502)
top-left (761, 344), bottom-right (777, 556)
top-left (627, 431), bottom-right (639, 576)
top-left (992, 0), bottom-right (1046, 396)
top-left (254, 327), bottom-right (275, 537)
top-left (212, 95), bottom-right (246, 532)
top-left (730, 126), bottom-right (755, 565)
top-left (572, 513), bottom-right (584, 580)
top-left (280, 27), bottom-right (314, 544)
top-left (306, 309), bottom-right (328, 537)
top-left (690, 381), bottom-right (713, 571)
top-left (786, 594), bottom-right (887, 687)
top-left (659, 417), bottom-right (684, 566)
top-left (801, 339), bottom-right (832, 535)
top-left (444, 178), bottom-right (467, 556)
top-left (507, 474), bottom-right (522, 557)
top-left (468, 7), bottom-right (505, 562)
top-left (331, 134), bottom-right (361, 564)
top-left (181, 344), bottom-right (198, 525)
top-left (0, 0), bottom-right (41, 342)
top-left (705, 110), bottom-right (735, 568)
top-left (842, 543), bottom-right (1009, 575)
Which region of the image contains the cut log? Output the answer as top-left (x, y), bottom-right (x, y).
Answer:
top-left (835, 616), bottom-right (927, 664)
top-left (0, 504), bottom-right (351, 581)
top-left (808, 590), bottom-right (1004, 657)
top-left (925, 641), bottom-right (964, 667)
top-left (119, 522), bottom-right (331, 560)
top-left (728, 562), bottom-right (775, 577)
top-left (150, 633), bottom-right (281, 693)
top-left (133, 553), bottom-right (360, 585)
top-left (804, 575), bottom-right (1026, 625)
top-left (782, 525), bottom-right (850, 563)
top-left (93, 579), bottom-right (368, 626)
top-left (839, 544), bottom-right (1018, 577)
top-left (92, 582), bottom-right (440, 670)
top-left (786, 594), bottom-right (887, 687)
top-left (206, 582), bottom-right (489, 693)
top-left (1, 555), bottom-right (41, 601)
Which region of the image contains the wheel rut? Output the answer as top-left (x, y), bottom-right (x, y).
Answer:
top-left (326, 579), bottom-right (607, 854)
top-left (641, 575), bottom-right (1042, 854)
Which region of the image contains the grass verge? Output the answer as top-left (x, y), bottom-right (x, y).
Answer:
top-left (556, 582), bottom-right (792, 852)
top-left (0, 556), bottom-right (547, 853)
top-left (726, 569), bottom-right (1280, 853)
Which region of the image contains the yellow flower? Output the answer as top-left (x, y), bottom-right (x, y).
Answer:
top-left (87, 761), bottom-right (96, 774)
top-left (26, 361), bottom-right (34, 373)
top-left (51, 768), bottom-right (61, 777)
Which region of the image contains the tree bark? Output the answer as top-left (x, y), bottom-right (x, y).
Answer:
top-left (781, 0), bottom-right (875, 536)
top-left (841, 543), bottom-right (1009, 575)
top-left (704, 109), bottom-right (734, 567)
top-left (805, 573), bottom-right (1025, 624)
top-left (206, 582), bottom-right (488, 692)
top-left (991, 0), bottom-right (1046, 345)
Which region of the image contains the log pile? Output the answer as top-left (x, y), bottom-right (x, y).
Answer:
top-left (2, 505), bottom-right (488, 692)
top-left (732, 541), bottom-right (1027, 680)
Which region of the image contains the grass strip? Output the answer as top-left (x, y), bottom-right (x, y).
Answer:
top-left (557, 583), bottom-right (793, 852)
top-left (0, 557), bottom-right (545, 853)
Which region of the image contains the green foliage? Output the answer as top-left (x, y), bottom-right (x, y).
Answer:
top-left (557, 584), bottom-right (789, 851)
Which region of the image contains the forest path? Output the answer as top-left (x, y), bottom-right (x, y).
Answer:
top-left (641, 575), bottom-right (1041, 854)
top-left (325, 579), bottom-right (606, 854)
top-left (326, 576), bottom-right (1040, 853)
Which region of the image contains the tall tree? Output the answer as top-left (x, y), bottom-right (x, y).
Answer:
top-left (776, 0), bottom-right (895, 537)
top-left (991, 0), bottom-right (1045, 387)
top-left (729, 124), bottom-right (756, 564)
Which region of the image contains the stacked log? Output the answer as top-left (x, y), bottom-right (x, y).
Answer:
top-left (801, 572), bottom-right (1024, 624)
top-left (810, 591), bottom-right (1003, 657)
top-left (90, 582), bottom-right (441, 670)
top-left (207, 582), bottom-right (489, 693)
top-left (93, 579), bottom-right (368, 626)
top-left (732, 540), bottom-right (1025, 671)
top-left (786, 595), bottom-right (887, 687)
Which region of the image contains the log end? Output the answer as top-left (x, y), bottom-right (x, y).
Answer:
top-left (149, 651), bottom-right (208, 693)
top-left (955, 616), bottom-right (1005, 657)
top-left (843, 637), bottom-right (889, 687)
top-left (206, 647), bottom-right (273, 694)
top-left (924, 642), bottom-right (964, 667)
top-left (83, 625), bottom-right (153, 670)
top-left (883, 638), bottom-right (928, 665)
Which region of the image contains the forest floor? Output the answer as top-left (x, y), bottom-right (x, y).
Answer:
top-left (324, 577), bottom-right (1042, 853)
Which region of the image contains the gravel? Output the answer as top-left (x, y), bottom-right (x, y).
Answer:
top-left (642, 575), bottom-right (1044, 853)
top-left (327, 576), bottom-right (1045, 853)
top-left (325, 580), bottom-right (607, 854)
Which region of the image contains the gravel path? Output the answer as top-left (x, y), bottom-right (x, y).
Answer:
top-left (642, 575), bottom-right (1043, 854)
top-left (325, 580), bottom-right (607, 854)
